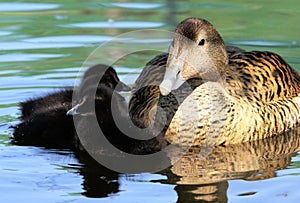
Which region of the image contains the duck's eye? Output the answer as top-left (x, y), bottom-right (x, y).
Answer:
top-left (198, 39), bottom-right (205, 46)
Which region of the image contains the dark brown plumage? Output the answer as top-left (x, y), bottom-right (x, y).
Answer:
top-left (158, 17), bottom-right (300, 146)
top-left (129, 17), bottom-right (300, 147)
top-left (129, 47), bottom-right (245, 131)
top-left (12, 64), bottom-right (131, 149)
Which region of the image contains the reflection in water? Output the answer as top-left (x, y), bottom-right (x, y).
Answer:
top-left (0, 2), bottom-right (59, 12)
top-left (163, 127), bottom-right (300, 202)
top-left (67, 21), bottom-right (164, 29)
top-left (2, 0), bottom-right (300, 201)
top-left (74, 152), bottom-right (120, 198)
top-left (75, 127), bottom-right (300, 201)
top-left (110, 2), bottom-right (164, 9)
top-left (174, 182), bottom-right (228, 203)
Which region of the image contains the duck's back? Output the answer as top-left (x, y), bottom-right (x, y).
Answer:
top-left (129, 53), bottom-right (168, 128)
top-left (227, 51), bottom-right (300, 103)
top-left (165, 51), bottom-right (300, 146)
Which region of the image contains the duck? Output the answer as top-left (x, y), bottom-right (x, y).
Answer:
top-left (67, 66), bottom-right (164, 154)
top-left (12, 64), bottom-right (131, 149)
top-left (12, 89), bottom-right (74, 148)
top-left (157, 17), bottom-right (300, 146)
top-left (129, 45), bottom-right (245, 133)
top-left (13, 63), bottom-right (162, 154)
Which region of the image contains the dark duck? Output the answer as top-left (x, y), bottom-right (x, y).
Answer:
top-left (12, 64), bottom-right (162, 154)
top-left (12, 64), bottom-right (130, 149)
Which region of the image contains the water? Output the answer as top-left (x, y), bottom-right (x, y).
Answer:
top-left (1, 0), bottom-right (300, 202)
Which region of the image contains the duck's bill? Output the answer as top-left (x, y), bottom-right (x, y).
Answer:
top-left (66, 104), bottom-right (80, 116)
top-left (115, 81), bottom-right (131, 91)
top-left (159, 68), bottom-right (185, 96)
top-left (66, 102), bottom-right (95, 116)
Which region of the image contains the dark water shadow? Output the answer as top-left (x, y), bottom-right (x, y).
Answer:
top-left (73, 151), bottom-right (120, 198)
top-left (74, 126), bottom-right (300, 201)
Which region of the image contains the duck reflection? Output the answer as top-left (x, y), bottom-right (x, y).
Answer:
top-left (161, 127), bottom-right (300, 202)
top-left (174, 182), bottom-right (228, 203)
top-left (74, 151), bottom-right (120, 198)
top-left (74, 127), bottom-right (299, 201)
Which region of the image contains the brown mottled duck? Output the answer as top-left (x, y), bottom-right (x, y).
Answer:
top-left (130, 17), bottom-right (300, 147)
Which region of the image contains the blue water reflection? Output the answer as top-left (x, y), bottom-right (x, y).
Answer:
top-left (0, 0), bottom-right (300, 202)
top-left (0, 2), bottom-right (60, 12)
top-left (66, 21), bottom-right (164, 29)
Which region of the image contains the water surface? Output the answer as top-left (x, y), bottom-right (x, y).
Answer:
top-left (1, 0), bottom-right (300, 202)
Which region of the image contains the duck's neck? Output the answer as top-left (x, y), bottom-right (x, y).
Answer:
top-left (208, 45), bottom-right (228, 81)
top-left (199, 58), bottom-right (228, 82)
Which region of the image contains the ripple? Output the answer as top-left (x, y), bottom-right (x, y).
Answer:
top-left (0, 107), bottom-right (19, 118)
top-left (24, 35), bottom-right (171, 45)
top-left (0, 2), bottom-right (60, 12)
top-left (231, 40), bottom-right (297, 47)
top-left (0, 31), bottom-right (12, 36)
top-left (23, 35), bottom-right (114, 43)
top-left (65, 21), bottom-right (164, 29)
top-left (196, 3), bottom-right (248, 9)
top-left (110, 2), bottom-right (163, 9)
top-left (0, 53), bottom-right (67, 62)
top-left (128, 38), bottom-right (171, 43)
top-left (0, 76), bottom-right (61, 89)
top-left (0, 42), bottom-right (83, 51)
top-left (0, 70), bottom-right (19, 75)
top-left (237, 191), bottom-right (257, 196)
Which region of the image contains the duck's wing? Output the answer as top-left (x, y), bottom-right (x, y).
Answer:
top-left (227, 51), bottom-right (300, 103)
top-left (208, 51), bottom-right (300, 143)
top-left (132, 53), bottom-right (168, 91)
top-left (129, 53), bottom-right (168, 128)
top-left (19, 89), bottom-right (73, 120)
top-left (129, 46), bottom-right (246, 129)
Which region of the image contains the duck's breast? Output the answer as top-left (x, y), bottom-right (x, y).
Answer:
top-left (165, 82), bottom-right (230, 146)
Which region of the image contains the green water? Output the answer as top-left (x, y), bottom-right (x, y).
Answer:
top-left (1, 0), bottom-right (300, 202)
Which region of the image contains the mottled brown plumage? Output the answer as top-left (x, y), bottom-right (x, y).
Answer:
top-left (130, 17), bottom-right (300, 147)
top-left (159, 18), bottom-right (300, 146)
top-left (129, 46), bottom-right (244, 131)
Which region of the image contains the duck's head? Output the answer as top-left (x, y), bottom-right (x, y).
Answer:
top-left (159, 17), bottom-right (228, 96)
top-left (67, 64), bottom-right (130, 116)
top-left (66, 84), bottom-right (126, 117)
top-left (81, 64), bottom-right (131, 92)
